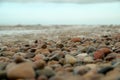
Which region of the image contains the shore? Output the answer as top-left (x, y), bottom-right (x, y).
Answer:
top-left (0, 25), bottom-right (120, 80)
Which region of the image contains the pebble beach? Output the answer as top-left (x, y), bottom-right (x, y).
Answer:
top-left (0, 25), bottom-right (120, 80)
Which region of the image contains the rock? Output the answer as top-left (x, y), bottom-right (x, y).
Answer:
top-left (101, 67), bottom-right (120, 80)
top-left (35, 49), bottom-right (50, 56)
top-left (0, 62), bottom-right (7, 70)
top-left (71, 38), bottom-right (81, 42)
top-left (49, 76), bottom-right (64, 80)
top-left (7, 62), bottom-right (35, 79)
top-left (0, 70), bottom-right (7, 79)
top-left (33, 54), bottom-right (45, 61)
top-left (41, 44), bottom-right (47, 49)
top-left (13, 55), bottom-right (25, 63)
top-left (0, 51), bottom-right (15, 57)
top-left (83, 56), bottom-right (94, 63)
top-left (94, 48), bottom-right (111, 60)
top-left (13, 52), bottom-right (26, 58)
top-left (37, 75), bottom-right (48, 80)
top-left (76, 53), bottom-right (88, 61)
top-left (105, 53), bottom-right (117, 61)
top-left (73, 66), bottom-right (90, 75)
top-left (86, 46), bottom-right (96, 54)
top-left (36, 66), bottom-right (55, 78)
top-left (56, 44), bottom-right (64, 48)
top-left (97, 66), bottom-right (114, 75)
top-left (85, 64), bottom-right (97, 69)
top-left (47, 60), bottom-right (59, 66)
top-left (114, 42), bottom-right (120, 48)
top-left (49, 53), bottom-right (60, 61)
top-left (29, 48), bottom-right (36, 53)
top-left (83, 70), bottom-right (103, 80)
top-left (33, 60), bottom-right (46, 69)
top-left (65, 54), bottom-right (77, 65)
top-left (25, 52), bottom-right (35, 59)
top-left (0, 57), bottom-right (9, 62)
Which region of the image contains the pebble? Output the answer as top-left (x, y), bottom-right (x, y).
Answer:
top-left (86, 64), bottom-right (97, 69)
top-left (6, 62), bottom-right (35, 79)
top-left (71, 38), bottom-right (81, 42)
top-left (94, 48), bottom-right (111, 60)
top-left (33, 54), bottom-right (46, 61)
top-left (97, 66), bottom-right (114, 75)
top-left (36, 66), bottom-right (55, 78)
top-left (33, 60), bottom-right (46, 69)
top-left (83, 56), bottom-right (94, 63)
top-left (65, 54), bottom-right (77, 65)
top-left (76, 53), bottom-right (88, 61)
top-left (73, 66), bottom-right (90, 75)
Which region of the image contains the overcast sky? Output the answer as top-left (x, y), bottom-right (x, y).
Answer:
top-left (0, 0), bottom-right (120, 25)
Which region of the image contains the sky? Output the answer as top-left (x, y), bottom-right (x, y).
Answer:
top-left (0, 0), bottom-right (120, 25)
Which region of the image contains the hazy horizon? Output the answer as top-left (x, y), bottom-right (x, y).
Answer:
top-left (0, 1), bottom-right (120, 25)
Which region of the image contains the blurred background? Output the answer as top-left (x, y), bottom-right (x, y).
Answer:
top-left (0, 0), bottom-right (120, 25)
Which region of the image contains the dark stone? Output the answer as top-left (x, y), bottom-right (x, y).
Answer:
top-left (98, 66), bottom-right (114, 75)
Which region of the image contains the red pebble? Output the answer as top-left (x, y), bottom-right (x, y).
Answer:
top-left (71, 38), bottom-right (81, 42)
top-left (94, 48), bottom-right (111, 60)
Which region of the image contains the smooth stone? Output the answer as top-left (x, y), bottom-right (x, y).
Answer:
top-left (0, 62), bottom-right (8, 70)
top-left (71, 38), bottom-right (81, 42)
top-left (7, 62), bottom-right (35, 79)
top-left (0, 70), bottom-right (7, 79)
top-left (13, 52), bottom-right (26, 58)
top-left (0, 57), bottom-right (9, 62)
top-left (76, 53), bottom-right (88, 61)
top-left (13, 55), bottom-right (26, 63)
top-left (65, 54), bottom-right (77, 64)
top-left (0, 51), bottom-right (15, 57)
top-left (33, 54), bottom-right (45, 61)
top-left (83, 56), bottom-right (94, 63)
top-left (105, 53), bottom-right (117, 61)
top-left (33, 60), bottom-right (46, 69)
top-left (25, 52), bottom-right (35, 59)
top-left (97, 66), bottom-right (114, 75)
top-left (36, 66), bottom-right (55, 78)
top-left (73, 66), bottom-right (90, 75)
top-left (49, 76), bottom-right (64, 80)
top-left (49, 53), bottom-right (60, 61)
top-left (83, 70), bottom-right (103, 80)
top-left (85, 64), bottom-right (97, 69)
top-left (37, 75), bottom-right (48, 80)
top-left (86, 46), bottom-right (96, 54)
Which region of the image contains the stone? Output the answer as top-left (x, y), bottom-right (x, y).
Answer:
top-left (25, 52), bottom-right (35, 59)
top-left (83, 56), bottom-right (94, 63)
top-left (0, 62), bottom-right (7, 70)
top-left (97, 66), bottom-right (114, 75)
top-left (76, 53), bottom-right (88, 61)
top-left (36, 66), bottom-right (55, 78)
top-left (71, 38), bottom-right (81, 42)
top-left (37, 75), bottom-right (48, 80)
top-left (35, 49), bottom-right (50, 56)
top-left (0, 51), bottom-right (15, 57)
top-left (85, 64), bottom-right (97, 70)
top-left (7, 62), bottom-right (35, 79)
top-left (105, 53), bottom-right (117, 61)
top-left (0, 70), bottom-right (7, 79)
top-left (33, 54), bottom-right (45, 61)
top-left (33, 60), bottom-right (46, 69)
top-left (65, 54), bottom-right (77, 65)
top-left (13, 55), bottom-right (25, 63)
top-left (73, 66), bottom-right (90, 75)
top-left (86, 46), bottom-right (96, 54)
top-left (0, 57), bottom-right (9, 62)
top-left (94, 48), bottom-right (111, 60)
